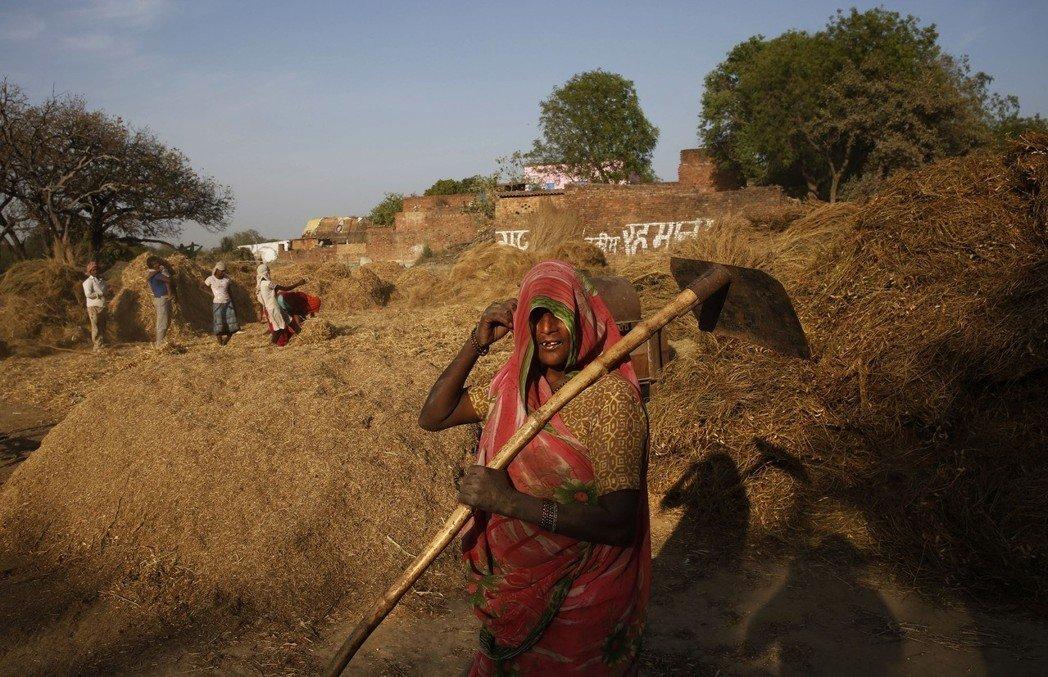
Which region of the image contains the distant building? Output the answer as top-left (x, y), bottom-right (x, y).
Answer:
top-left (523, 163), bottom-right (627, 190)
top-left (239, 240), bottom-right (290, 262)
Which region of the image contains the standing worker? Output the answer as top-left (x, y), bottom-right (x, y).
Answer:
top-left (145, 255), bottom-right (173, 347)
top-left (82, 260), bottom-right (107, 352)
top-left (205, 261), bottom-right (239, 345)
top-left (418, 260), bottom-right (650, 675)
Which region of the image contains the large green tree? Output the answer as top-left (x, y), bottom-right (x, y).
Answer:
top-left (423, 175), bottom-right (485, 196)
top-left (530, 70), bottom-right (659, 183)
top-left (700, 9), bottom-right (1012, 201)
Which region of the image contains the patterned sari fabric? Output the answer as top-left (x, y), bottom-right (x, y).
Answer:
top-left (260, 291), bottom-right (321, 346)
top-left (462, 260), bottom-right (651, 675)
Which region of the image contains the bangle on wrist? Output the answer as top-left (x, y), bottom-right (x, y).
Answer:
top-left (470, 326), bottom-right (489, 356)
top-left (540, 499), bottom-right (558, 533)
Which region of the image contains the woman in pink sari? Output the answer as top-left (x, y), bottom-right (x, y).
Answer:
top-left (420, 260), bottom-right (650, 675)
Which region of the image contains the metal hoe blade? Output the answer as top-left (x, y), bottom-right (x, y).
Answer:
top-left (670, 257), bottom-right (811, 359)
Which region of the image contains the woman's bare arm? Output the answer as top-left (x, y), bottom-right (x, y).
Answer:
top-left (458, 466), bottom-right (638, 547)
top-left (418, 299), bottom-right (517, 431)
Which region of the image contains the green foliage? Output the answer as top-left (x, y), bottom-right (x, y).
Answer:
top-left (423, 175), bottom-right (485, 196)
top-left (530, 70), bottom-right (659, 183)
top-left (700, 8), bottom-right (1009, 201)
top-left (368, 193), bottom-right (403, 227)
top-left (218, 229), bottom-right (267, 252)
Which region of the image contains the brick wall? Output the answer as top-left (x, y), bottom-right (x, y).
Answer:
top-left (492, 191), bottom-right (567, 231)
top-left (677, 148), bottom-right (740, 191)
top-left (392, 191), bottom-right (484, 257)
top-left (494, 183), bottom-right (783, 255)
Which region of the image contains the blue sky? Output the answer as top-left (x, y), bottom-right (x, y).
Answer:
top-left (2, 0), bottom-right (1046, 245)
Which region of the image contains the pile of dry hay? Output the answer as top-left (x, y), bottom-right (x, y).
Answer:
top-left (0, 259), bottom-right (87, 354)
top-left (108, 253), bottom-right (257, 342)
top-left (1, 137), bottom-right (1045, 672)
top-left (635, 136), bottom-right (1048, 602)
top-left (267, 260), bottom-right (393, 314)
top-left (0, 303), bottom-right (492, 673)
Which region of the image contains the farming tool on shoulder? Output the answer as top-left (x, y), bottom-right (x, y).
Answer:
top-left (326, 257), bottom-right (810, 675)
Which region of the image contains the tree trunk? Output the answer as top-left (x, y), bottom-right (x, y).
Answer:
top-left (829, 171), bottom-right (842, 203)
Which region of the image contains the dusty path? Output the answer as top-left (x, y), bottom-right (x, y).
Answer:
top-left (313, 508), bottom-right (1048, 676)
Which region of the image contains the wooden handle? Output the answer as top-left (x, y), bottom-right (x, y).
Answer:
top-left (325, 264), bottom-right (731, 676)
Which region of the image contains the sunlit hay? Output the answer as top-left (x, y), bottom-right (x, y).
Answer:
top-left (296, 318), bottom-right (338, 344)
top-left (738, 201), bottom-right (815, 232)
top-left (523, 200), bottom-right (587, 252)
top-left (0, 259), bottom-right (87, 350)
top-left (537, 240), bottom-right (608, 273)
top-left (108, 253), bottom-right (256, 343)
top-left (437, 241), bottom-right (535, 303)
top-left (645, 138), bottom-right (1048, 602)
top-left (0, 303), bottom-right (483, 673)
top-left (362, 261), bottom-right (406, 286)
top-left (389, 265), bottom-right (446, 306)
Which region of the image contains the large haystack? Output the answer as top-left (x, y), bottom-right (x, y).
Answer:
top-left (0, 259), bottom-right (87, 352)
top-left (438, 241), bottom-right (535, 303)
top-left (109, 253), bottom-right (256, 342)
top-left (266, 261), bottom-right (391, 314)
top-left (640, 137), bottom-right (1048, 600)
top-left (0, 303), bottom-right (493, 673)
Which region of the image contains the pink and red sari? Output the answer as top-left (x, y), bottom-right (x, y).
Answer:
top-left (260, 291), bottom-right (321, 346)
top-left (463, 260), bottom-right (651, 675)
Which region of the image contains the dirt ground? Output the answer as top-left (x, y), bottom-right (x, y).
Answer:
top-left (2, 332), bottom-right (1047, 675)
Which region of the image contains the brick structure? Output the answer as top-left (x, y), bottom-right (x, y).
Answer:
top-left (494, 183), bottom-right (783, 256)
top-left (677, 149), bottom-right (739, 191)
top-left (390, 193), bottom-right (485, 257)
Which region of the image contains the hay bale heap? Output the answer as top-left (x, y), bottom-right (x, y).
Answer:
top-left (266, 261), bottom-right (392, 315)
top-left (109, 253), bottom-right (256, 342)
top-left (640, 137), bottom-right (1048, 601)
top-left (0, 303), bottom-right (488, 673)
top-left (437, 241), bottom-right (535, 302)
top-left (0, 259), bottom-right (87, 352)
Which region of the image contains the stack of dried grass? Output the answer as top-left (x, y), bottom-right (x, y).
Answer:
top-left (108, 253), bottom-right (256, 342)
top-left (640, 137), bottom-right (1048, 601)
top-left (0, 303), bottom-right (489, 673)
top-left (0, 259), bottom-right (87, 353)
top-left (267, 261), bottom-right (392, 314)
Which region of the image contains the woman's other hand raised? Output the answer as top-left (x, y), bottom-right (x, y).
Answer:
top-left (475, 299), bottom-right (517, 348)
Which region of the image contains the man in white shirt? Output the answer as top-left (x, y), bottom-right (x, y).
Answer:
top-left (82, 261), bottom-right (107, 351)
top-left (205, 261), bottom-right (239, 345)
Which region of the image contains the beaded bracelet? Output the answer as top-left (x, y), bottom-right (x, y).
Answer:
top-left (469, 326), bottom-right (489, 356)
top-left (540, 499), bottom-right (558, 533)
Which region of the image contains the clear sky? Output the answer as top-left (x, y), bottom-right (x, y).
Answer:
top-left (2, 0), bottom-right (1046, 245)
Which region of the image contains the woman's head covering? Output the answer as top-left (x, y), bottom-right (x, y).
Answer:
top-left (213, 260), bottom-right (227, 275)
top-left (478, 260), bottom-right (639, 466)
top-left (255, 262), bottom-right (270, 287)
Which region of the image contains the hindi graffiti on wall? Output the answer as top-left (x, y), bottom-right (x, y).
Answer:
top-left (494, 218), bottom-right (713, 255)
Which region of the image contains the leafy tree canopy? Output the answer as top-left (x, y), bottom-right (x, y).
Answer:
top-left (0, 80), bottom-right (233, 263)
top-left (219, 229), bottom-right (267, 252)
top-left (700, 8), bottom-right (1029, 201)
top-left (423, 175), bottom-right (486, 196)
top-left (368, 192), bottom-right (403, 227)
top-left (529, 70), bottom-right (659, 184)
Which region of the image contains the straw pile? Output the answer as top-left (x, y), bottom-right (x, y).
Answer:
top-left (640, 136), bottom-right (1048, 600)
top-left (437, 241), bottom-right (535, 302)
top-left (0, 259), bottom-right (87, 352)
top-left (0, 303), bottom-right (493, 673)
top-left (267, 261), bottom-right (392, 314)
top-left (108, 253), bottom-right (256, 342)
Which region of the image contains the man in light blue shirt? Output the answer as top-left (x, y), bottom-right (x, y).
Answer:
top-left (145, 256), bottom-right (173, 347)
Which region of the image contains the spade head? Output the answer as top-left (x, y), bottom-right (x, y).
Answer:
top-left (671, 257), bottom-right (811, 359)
